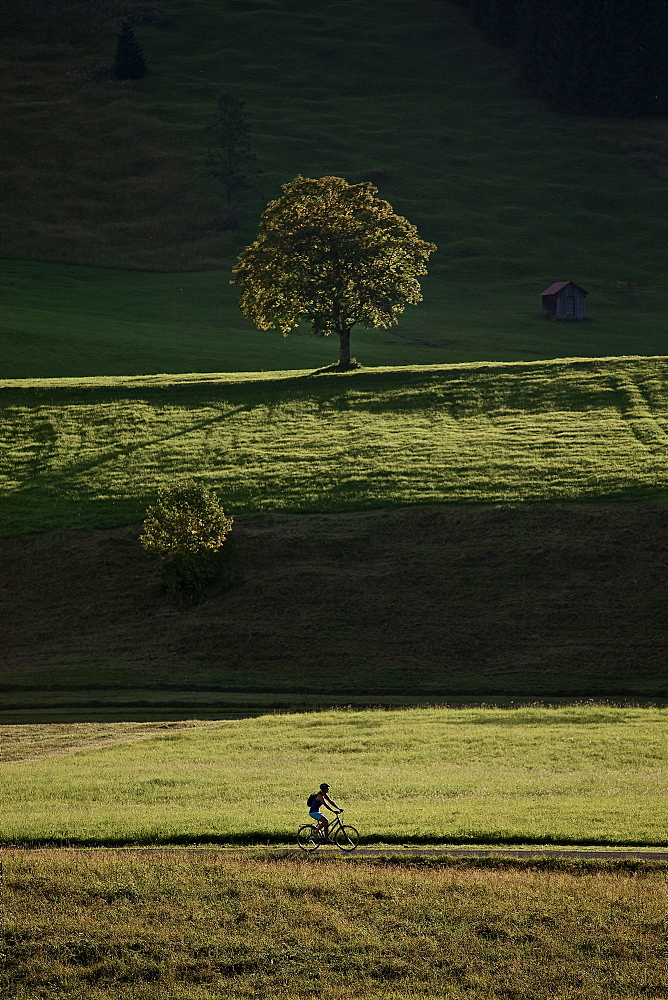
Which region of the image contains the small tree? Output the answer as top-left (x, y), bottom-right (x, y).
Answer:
top-left (205, 94), bottom-right (258, 229)
top-left (113, 21), bottom-right (147, 81)
top-left (139, 481), bottom-right (233, 597)
top-left (232, 175), bottom-right (436, 368)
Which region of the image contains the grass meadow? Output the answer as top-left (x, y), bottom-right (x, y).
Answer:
top-left (4, 258), bottom-right (668, 380)
top-left (5, 851), bottom-right (668, 999)
top-left (2, 707), bottom-right (667, 848)
top-left (2, 357), bottom-right (667, 535)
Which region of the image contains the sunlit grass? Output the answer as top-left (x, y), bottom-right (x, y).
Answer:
top-left (5, 851), bottom-right (668, 998)
top-left (1, 356), bottom-right (667, 534)
top-left (2, 707), bottom-right (667, 847)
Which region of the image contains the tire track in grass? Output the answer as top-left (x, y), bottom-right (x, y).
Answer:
top-left (615, 373), bottom-right (668, 448)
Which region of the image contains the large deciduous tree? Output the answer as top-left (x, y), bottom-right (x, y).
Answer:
top-left (232, 175), bottom-right (436, 369)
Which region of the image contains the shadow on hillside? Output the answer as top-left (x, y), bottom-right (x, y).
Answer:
top-left (3, 694), bottom-right (668, 726)
top-left (2, 479), bottom-right (667, 540)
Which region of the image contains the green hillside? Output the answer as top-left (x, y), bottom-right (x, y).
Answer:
top-left (2, 0), bottom-right (668, 375)
top-left (3, 3), bottom-right (668, 715)
top-left (2, 357), bottom-right (667, 536)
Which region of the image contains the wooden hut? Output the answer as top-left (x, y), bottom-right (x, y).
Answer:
top-left (540, 281), bottom-right (588, 320)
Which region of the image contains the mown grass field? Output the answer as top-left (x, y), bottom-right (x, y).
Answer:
top-left (5, 851), bottom-right (668, 999)
top-left (3, 1), bottom-right (668, 376)
top-left (2, 357), bottom-right (667, 536)
top-left (2, 707), bottom-right (667, 848)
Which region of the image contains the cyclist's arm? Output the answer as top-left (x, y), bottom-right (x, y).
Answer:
top-left (323, 793), bottom-right (341, 812)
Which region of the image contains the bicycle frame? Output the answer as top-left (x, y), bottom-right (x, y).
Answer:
top-left (315, 811), bottom-right (346, 842)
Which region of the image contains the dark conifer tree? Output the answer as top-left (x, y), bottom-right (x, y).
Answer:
top-left (454, 0), bottom-right (668, 116)
top-left (515, 0), bottom-right (555, 100)
top-left (605, 0), bottom-right (649, 115)
top-left (612, 0), bottom-right (668, 116)
top-left (113, 22), bottom-right (147, 81)
top-left (644, 0), bottom-right (668, 115)
top-left (516, 0), bottom-right (668, 116)
top-left (551, 0), bottom-right (605, 114)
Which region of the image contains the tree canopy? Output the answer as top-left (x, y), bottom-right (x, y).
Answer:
top-left (140, 480), bottom-right (233, 598)
top-left (232, 175), bottom-right (436, 368)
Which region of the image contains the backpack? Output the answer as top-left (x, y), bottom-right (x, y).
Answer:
top-left (306, 793), bottom-right (318, 808)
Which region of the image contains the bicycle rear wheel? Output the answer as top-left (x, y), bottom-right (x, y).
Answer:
top-left (334, 825), bottom-right (360, 852)
top-left (297, 824), bottom-right (320, 851)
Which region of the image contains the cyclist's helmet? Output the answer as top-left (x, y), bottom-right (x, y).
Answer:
top-left (320, 783), bottom-right (330, 790)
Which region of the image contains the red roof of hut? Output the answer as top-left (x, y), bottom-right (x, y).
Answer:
top-left (540, 281), bottom-right (588, 297)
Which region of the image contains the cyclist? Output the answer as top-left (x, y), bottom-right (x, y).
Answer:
top-left (308, 782), bottom-right (341, 839)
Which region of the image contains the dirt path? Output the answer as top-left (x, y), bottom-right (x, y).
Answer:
top-left (0, 721), bottom-right (222, 764)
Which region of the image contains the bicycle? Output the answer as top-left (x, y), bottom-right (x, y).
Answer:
top-left (296, 810), bottom-right (360, 852)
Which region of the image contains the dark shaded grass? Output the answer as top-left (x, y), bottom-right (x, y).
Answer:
top-left (2, 698), bottom-right (668, 726)
top-left (2, 500), bottom-right (667, 701)
top-left (351, 855), bottom-right (668, 874)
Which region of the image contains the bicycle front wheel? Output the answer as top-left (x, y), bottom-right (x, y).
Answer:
top-left (334, 825), bottom-right (360, 852)
top-left (297, 824), bottom-right (320, 852)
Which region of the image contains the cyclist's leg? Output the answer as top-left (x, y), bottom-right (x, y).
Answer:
top-left (309, 811), bottom-right (327, 835)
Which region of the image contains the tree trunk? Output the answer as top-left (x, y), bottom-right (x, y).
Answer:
top-left (338, 326), bottom-right (352, 367)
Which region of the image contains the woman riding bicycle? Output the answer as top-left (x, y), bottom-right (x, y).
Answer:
top-left (307, 782), bottom-right (340, 838)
